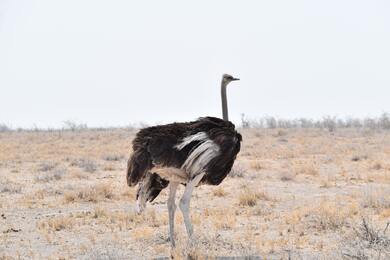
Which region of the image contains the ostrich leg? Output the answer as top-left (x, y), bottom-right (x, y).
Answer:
top-left (167, 182), bottom-right (179, 247)
top-left (179, 172), bottom-right (205, 238)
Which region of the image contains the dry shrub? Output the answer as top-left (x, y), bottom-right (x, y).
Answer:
top-left (320, 174), bottom-right (336, 188)
top-left (284, 207), bottom-right (307, 226)
top-left (132, 226), bottom-right (154, 241)
top-left (37, 162), bottom-right (56, 172)
top-left (71, 171), bottom-right (89, 179)
top-left (229, 163), bottom-right (246, 178)
top-left (93, 207), bottom-right (107, 218)
top-left (204, 208), bottom-right (235, 229)
top-left (0, 181), bottom-right (22, 194)
top-left (171, 236), bottom-right (207, 260)
top-left (280, 171), bottom-right (295, 181)
top-left (143, 208), bottom-right (163, 227)
top-left (83, 245), bottom-right (128, 260)
top-left (103, 164), bottom-right (115, 171)
top-left (341, 218), bottom-right (390, 259)
top-left (213, 187), bottom-right (227, 197)
top-left (361, 186), bottom-right (390, 209)
top-left (372, 162), bottom-right (382, 170)
top-left (33, 189), bottom-right (46, 200)
top-left (252, 203), bottom-right (272, 216)
top-left (213, 214), bottom-right (236, 230)
top-left (107, 211), bottom-right (137, 230)
top-left (121, 188), bottom-right (136, 199)
top-left (37, 216), bottom-right (74, 231)
top-left (250, 160), bottom-right (262, 171)
top-left (71, 158), bottom-right (97, 173)
top-left (293, 160), bottom-right (318, 176)
top-left (380, 209), bottom-right (390, 219)
top-left (208, 208), bottom-right (237, 230)
top-left (64, 183), bottom-right (114, 203)
top-left (352, 155), bottom-right (368, 162)
top-left (308, 200), bottom-right (359, 231)
top-left (35, 169), bottom-right (66, 182)
top-left (273, 129), bottom-right (288, 137)
top-left (238, 188), bottom-right (271, 207)
top-left (102, 154), bottom-right (123, 161)
top-left (107, 208), bottom-right (165, 230)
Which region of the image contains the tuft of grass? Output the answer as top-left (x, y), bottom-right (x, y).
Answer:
top-left (64, 183), bottom-right (114, 203)
top-left (37, 162), bottom-right (56, 172)
top-left (229, 163), bottom-right (246, 178)
top-left (308, 200), bottom-right (359, 231)
top-left (71, 159), bottom-right (97, 173)
top-left (238, 188), bottom-right (271, 207)
top-left (372, 162), bottom-right (382, 170)
top-left (250, 160), bottom-right (262, 171)
top-left (171, 235), bottom-right (207, 260)
top-left (273, 129), bottom-right (288, 137)
top-left (103, 164), bottom-right (116, 171)
top-left (83, 246), bottom-right (128, 260)
top-left (293, 161), bottom-right (318, 176)
top-left (212, 210), bottom-right (237, 230)
top-left (361, 186), bottom-right (390, 209)
top-left (352, 155), bottom-right (368, 162)
top-left (35, 169), bottom-right (66, 182)
top-left (93, 207), bottom-right (107, 219)
top-left (213, 187), bottom-right (227, 197)
top-left (102, 154), bottom-right (123, 161)
top-left (280, 171), bottom-right (295, 181)
top-left (37, 216), bottom-right (74, 231)
top-left (0, 181), bottom-right (22, 194)
top-left (132, 226), bottom-right (154, 241)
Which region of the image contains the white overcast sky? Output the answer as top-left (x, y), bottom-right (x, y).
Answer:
top-left (1, 0), bottom-right (390, 128)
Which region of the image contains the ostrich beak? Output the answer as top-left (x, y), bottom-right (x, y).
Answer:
top-left (232, 77), bottom-right (240, 81)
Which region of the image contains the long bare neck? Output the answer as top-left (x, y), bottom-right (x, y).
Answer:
top-left (221, 80), bottom-right (229, 121)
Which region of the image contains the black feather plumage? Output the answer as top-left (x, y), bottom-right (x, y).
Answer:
top-left (127, 116), bottom-right (241, 201)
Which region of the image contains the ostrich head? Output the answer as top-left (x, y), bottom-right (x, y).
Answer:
top-left (221, 74), bottom-right (239, 121)
top-left (222, 74), bottom-right (240, 84)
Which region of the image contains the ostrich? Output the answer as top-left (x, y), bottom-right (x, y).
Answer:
top-left (126, 74), bottom-right (241, 247)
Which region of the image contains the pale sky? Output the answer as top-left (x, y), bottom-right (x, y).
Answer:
top-left (1, 0), bottom-right (390, 128)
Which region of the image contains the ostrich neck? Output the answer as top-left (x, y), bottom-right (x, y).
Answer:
top-left (221, 81), bottom-right (229, 121)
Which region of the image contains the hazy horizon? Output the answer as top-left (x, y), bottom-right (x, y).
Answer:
top-left (1, 0), bottom-right (390, 128)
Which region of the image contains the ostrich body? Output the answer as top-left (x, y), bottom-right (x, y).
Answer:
top-left (126, 74), bottom-right (241, 247)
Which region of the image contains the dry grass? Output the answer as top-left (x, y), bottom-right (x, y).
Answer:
top-left (213, 213), bottom-right (236, 230)
top-left (132, 226), bottom-right (154, 241)
top-left (238, 188), bottom-right (272, 207)
top-left (280, 171), bottom-right (296, 181)
top-left (213, 186), bottom-right (227, 197)
top-left (64, 183), bottom-right (114, 203)
top-left (341, 218), bottom-right (390, 259)
top-left (361, 186), bottom-right (390, 210)
top-left (308, 200), bottom-right (359, 231)
top-left (293, 160), bottom-right (319, 176)
top-left (37, 216), bottom-right (74, 231)
top-left (250, 160), bottom-right (262, 171)
top-left (228, 163), bottom-right (246, 178)
top-left (0, 181), bottom-right (22, 194)
top-left (2, 128), bottom-right (390, 258)
top-left (70, 158), bottom-right (97, 173)
top-left (34, 169), bottom-right (66, 182)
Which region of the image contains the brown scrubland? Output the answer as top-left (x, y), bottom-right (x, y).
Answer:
top-left (1, 126), bottom-right (390, 259)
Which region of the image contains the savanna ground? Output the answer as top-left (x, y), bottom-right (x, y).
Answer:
top-left (1, 127), bottom-right (390, 259)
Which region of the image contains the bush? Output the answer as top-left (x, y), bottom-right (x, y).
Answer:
top-left (0, 123), bottom-right (11, 132)
top-left (35, 169), bottom-right (66, 182)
